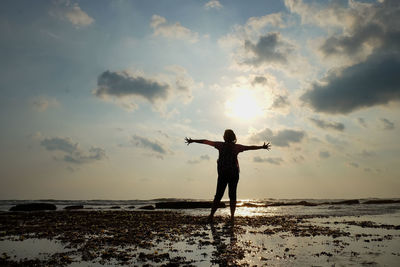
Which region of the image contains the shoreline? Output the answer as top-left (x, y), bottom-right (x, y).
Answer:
top-left (2, 198), bottom-right (400, 213)
top-left (1, 210), bottom-right (399, 266)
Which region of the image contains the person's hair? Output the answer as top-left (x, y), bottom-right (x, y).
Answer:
top-left (223, 129), bottom-right (237, 144)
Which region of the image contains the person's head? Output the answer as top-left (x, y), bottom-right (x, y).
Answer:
top-left (223, 129), bottom-right (237, 144)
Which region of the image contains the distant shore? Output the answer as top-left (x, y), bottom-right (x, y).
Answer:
top-left (1, 209), bottom-right (399, 266)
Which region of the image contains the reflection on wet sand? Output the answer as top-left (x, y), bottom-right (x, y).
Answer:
top-left (0, 210), bottom-right (399, 266)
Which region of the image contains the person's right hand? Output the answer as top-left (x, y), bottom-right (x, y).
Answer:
top-left (184, 137), bottom-right (193, 145)
top-left (262, 142), bottom-right (271, 150)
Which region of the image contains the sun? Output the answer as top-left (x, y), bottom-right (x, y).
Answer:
top-left (225, 89), bottom-right (264, 120)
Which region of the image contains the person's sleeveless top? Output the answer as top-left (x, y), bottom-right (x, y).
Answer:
top-left (217, 143), bottom-right (239, 173)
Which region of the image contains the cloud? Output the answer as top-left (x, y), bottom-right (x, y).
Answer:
top-left (94, 67), bottom-right (195, 112)
top-left (251, 76), bottom-right (268, 86)
top-left (297, 0), bottom-right (400, 114)
top-left (325, 134), bottom-right (347, 146)
top-left (319, 150), bottom-right (330, 159)
top-left (357, 117), bottom-right (367, 128)
top-left (285, 0), bottom-right (384, 61)
top-left (187, 154), bottom-right (210, 164)
top-left (253, 156), bottom-right (284, 165)
top-left (380, 118), bottom-right (395, 130)
top-left (249, 128), bottom-right (305, 147)
top-left (244, 32), bottom-right (294, 66)
top-left (31, 96), bottom-right (59, 112)
top-left (301, 53), bottom-right (400, 114)
top-left (246, 13), bottom-right (284, 31)
top-left (284, 0), bottom-right (360, 29)
top-left (219, 13), bottom-right (285, 49)
top-left (217, 12), bottom-right (311, 76)
top-left (205, 0), bottom-right (223, 10)
top-left (309, 118), bottom-right (345, 131)
top-left (271, 95), bottom-right (290, 109)
top-left (49, 1), bottom-right (94, 27)
top-left (41, 137), bottom-right (78, 154)
top-left (292, 155), bottom-right (305, 163)
top-left (165, 65), bottom-right (194, 104)
top-left (40, 137), bottom-right (106, 165)
top-left (150, 15), bottom-right (198, 43)
top-left (94, 70), bottom-right (169, 103)
top-left (318, 23), bottom-right (384, 61)
top-left (63, 147), bottom-right (106, 164)
top-left (131, 135), bottom-right (166, 155)
top-left (348, 162), bottom-right (359, 168)
top-left (360, 150), bottom-right (376, 158)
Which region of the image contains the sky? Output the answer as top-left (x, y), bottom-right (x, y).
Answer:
top-left (0, 0), bottom-right (399, 200)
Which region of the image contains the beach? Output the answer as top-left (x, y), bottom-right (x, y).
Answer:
top-left (1, 200), bottom-right (400, 266)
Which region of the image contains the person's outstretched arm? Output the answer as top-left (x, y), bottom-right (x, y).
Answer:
top-left (239, 142), bottom-right (271, 152)
top-left (185, 137), bottom-right (216, 147)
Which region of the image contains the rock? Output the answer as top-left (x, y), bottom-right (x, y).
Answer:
top-left (266, 201), bottom-right (318, 207)
top-left (10, 203), bottom-right (57, 211)
top-left (139, 205), bottom-right (155, 210)
top-left (363, 199), bottom-right (400, 204)
top-left (321, 200), bottom-right (360, 205)
top-left (333, 199), bottom-right (359, 205)
top-left (155, 201), bottom-right (226, 209)
top-left (64, 205), bottom-right (84, 210)
top-left (297, 201), bottom-right (318, 206)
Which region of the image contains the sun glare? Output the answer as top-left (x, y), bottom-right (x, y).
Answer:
top-left (225, 89), bottom-right (264, 120)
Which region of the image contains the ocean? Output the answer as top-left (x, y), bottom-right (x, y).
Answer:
top-left (2, 198), bottom-right (400, 218)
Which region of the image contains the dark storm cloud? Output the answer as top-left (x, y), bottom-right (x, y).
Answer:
top-left (309, 118), bottom-right (344, 131)
top-left (249, 128), bottom-right (305, 147)
top-left (253, 156), bottom-right (284, 165)
top-left (301, 53), bottom-right (400, 114)
top-left (301, 0), bottom-right (400, 114)
top-left (94, 71), bottom-right (170, 103)
top-left (40, 137), bottom-right (106, 164)
top-left (380, 118), bottom-right (395, 130)
top-left (244, 32), bottom-right (294, 66)
top-left (131, 135), bottom-right (166, 154)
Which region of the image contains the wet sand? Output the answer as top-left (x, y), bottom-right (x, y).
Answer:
top-left (0, 210), bottom-right (399, 266)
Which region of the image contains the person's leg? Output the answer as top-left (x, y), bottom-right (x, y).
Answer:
top-left (209, 175), bottom-right (228, 222)
top-left (228, 171), bottom-right (239, 223)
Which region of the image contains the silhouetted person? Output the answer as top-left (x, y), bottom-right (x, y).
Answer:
top-left (185, 129), bottom-right (270, 223)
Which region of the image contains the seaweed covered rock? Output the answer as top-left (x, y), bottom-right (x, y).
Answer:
top-left (155, 201), bottom-right (226, 209)
top-left (10, 203), bottom-right (57, 211)
top-left (139, 205), bottom-right (155, 210)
